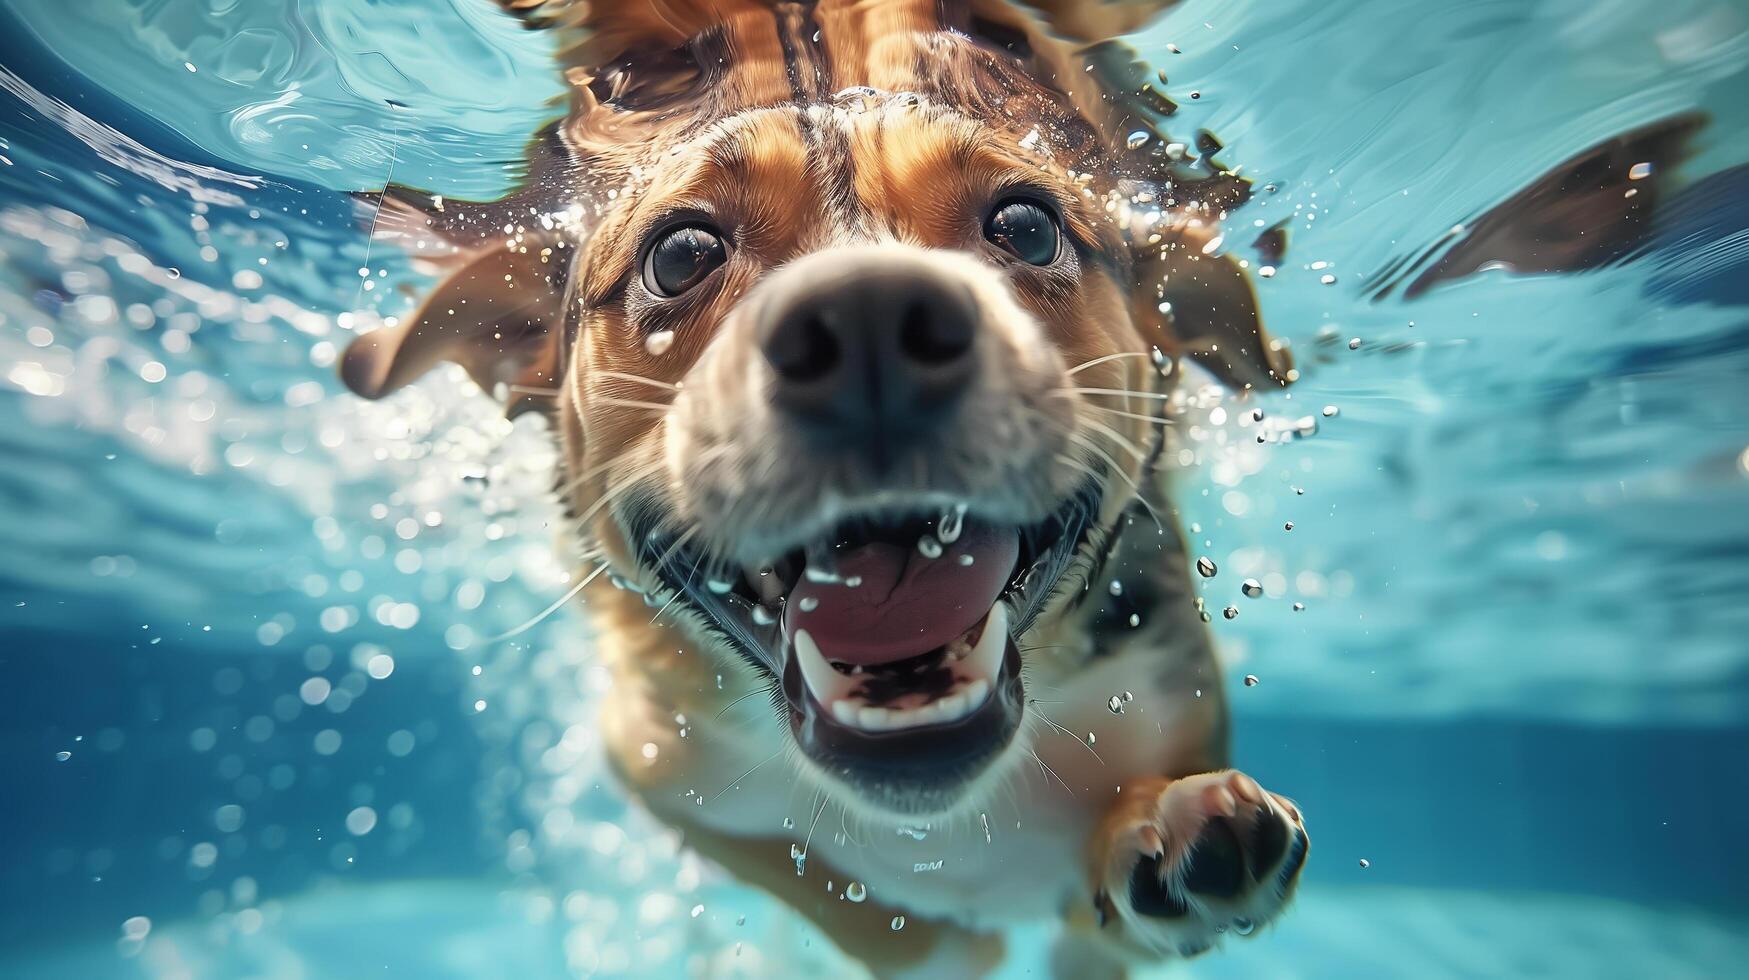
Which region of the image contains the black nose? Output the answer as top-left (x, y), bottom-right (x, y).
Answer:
top-left (760, 260), bottom-right (978, 463)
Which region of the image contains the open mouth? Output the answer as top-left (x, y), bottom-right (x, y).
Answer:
top-left (624, 482), bottom-right (1102, 809)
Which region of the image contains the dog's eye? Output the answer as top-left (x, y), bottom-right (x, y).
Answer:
top-left (644, 224), bottom-right (728, 297)
top-left (984, 198), bottom-right (1061, 265)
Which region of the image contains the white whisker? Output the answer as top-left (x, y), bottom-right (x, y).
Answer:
top-left (593, 395), bottom-right (673, 413)
top-left (595, 370), bottom-right (682, 391)
top-left (1066, 351), bottom-right (1155, 375)
top-left (489, 559), bottom-right (611, 641)
top-left (1053, 386), bottom-right (1173, 401)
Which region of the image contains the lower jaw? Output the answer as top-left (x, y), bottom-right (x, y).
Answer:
top-left (781, 619), bottom-right (1028, 815)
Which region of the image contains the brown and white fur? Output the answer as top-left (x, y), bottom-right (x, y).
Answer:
top-left (340, 2), bottom-right (1307, 975)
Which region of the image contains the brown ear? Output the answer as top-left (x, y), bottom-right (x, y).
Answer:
top-left (1367, 112), bottom-right (1705, 300)
top-left (340, 242), bottom-right (568, 409)
top-left (1138, 224), bottom-right (1293, 390)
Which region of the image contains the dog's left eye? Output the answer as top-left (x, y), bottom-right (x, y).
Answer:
top-left (984, 198), bottom-right (1061, 265)
top-left (644, 224), bottom-right (728, 297)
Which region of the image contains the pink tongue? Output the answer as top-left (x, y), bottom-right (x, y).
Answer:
top-left (784, 523), bottom-right (1018, 666)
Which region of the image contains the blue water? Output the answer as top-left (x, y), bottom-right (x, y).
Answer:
top-left (2, 1), bottom-right (1746, 977)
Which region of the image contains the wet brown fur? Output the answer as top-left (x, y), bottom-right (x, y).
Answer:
top-left (342, 2), bottom-right (1304, 974)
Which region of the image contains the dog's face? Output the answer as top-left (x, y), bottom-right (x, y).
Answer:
top-left (342, 12), bottom-right (1288, 821)
top-left (567, 96), bottom-right (1159, 817)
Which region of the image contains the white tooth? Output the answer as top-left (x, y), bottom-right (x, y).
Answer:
top-left (937, 694), bottom-right (966, 722)
top-left (859, 706), bottom-right (891, 731)
top-left (795, 630), bottom-right (852, 704)
top-left (831, 699), bottom-right (858, 726)
top-left (964, 678), bottom-right (991, 709)
top-left (967, 603), bottom-right (1008, 680)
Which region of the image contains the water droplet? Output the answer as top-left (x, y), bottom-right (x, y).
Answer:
top-left (937, 504), bottom-right (966, 544)
top-left (1348, 337), bottom-right (1362, 350)
top-left (1359, 858), bottom-right (1371, 869)
top-left (1241, 579), bottom-right (1263, 598)
top-left (1196, 557), bottom-right (1217, 578)
top-left (1243, 674), bottom-right (1259, 687)
top-left (1126, 130), bottom-right (1151, 150)
top-left (1108, 695), bottom-right (1125, 714)
top-left (1222, 605), bottom-right (1239, 620)
top-left (846, 881), bottom-right (867, 903)
top-left (645, 330), bottom-right (676, 356)
top-left (890, 915), bottom-right (907, 931)
top-left (917, 536), bottom-right (943, 559)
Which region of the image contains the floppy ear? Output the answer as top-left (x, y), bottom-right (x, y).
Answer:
top-left (340, 240), bottom-right (568, 411)
top-left (1136, 222), bottom-right (1294, 391)
top-left (1366, 112), bottom-right (1705, 300)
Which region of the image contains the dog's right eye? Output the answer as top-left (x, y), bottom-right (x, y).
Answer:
top-left (643, 224), bottom-right (728, 298)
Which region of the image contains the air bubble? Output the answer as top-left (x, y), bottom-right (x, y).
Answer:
top-left (891, 916), bottom-right (906, 931)
top-left (1348, 337), bottom-right (1362, 350)
top-left (1243, 674), bottom-right (1259, 687)
top-left (846, 881), bottom-right (867, 902)
top-left (1322, 405), bottom-right (1339, 418)
top-left (1222, 606), bottom-right (1239, 620)
top-left (1196, 557), bottom-right (1217, 578)
top-left (937, 504), bottom-right (966, 544)
top-left (644, 330), bottom-right (676, 356)
top-left (1241, 579), bottom-right (1263, 598)
top-left (1126, 131), bottom-right (1151, 150)
top-left (1108, 695), bottom-right (1125, 714)
top-left (917, 536), bottom-right (943, 559)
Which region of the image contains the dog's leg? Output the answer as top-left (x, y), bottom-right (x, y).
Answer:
top-left (1083, 771), bottom-right (1308, 962)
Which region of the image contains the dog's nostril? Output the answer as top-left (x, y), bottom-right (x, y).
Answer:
top-left (767, 313), bottom-right (840, 382)
top-left (897, 300), bottom-right (973, 366)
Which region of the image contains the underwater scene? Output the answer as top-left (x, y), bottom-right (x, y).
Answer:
top-left (2, 0), bottom-right (1747, 977)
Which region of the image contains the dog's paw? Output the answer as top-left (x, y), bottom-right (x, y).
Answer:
top-left (1091, 771), bottom-right (1307, 959)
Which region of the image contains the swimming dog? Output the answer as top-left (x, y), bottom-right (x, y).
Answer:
top-left (341, 1), bottom-right (1307, 973)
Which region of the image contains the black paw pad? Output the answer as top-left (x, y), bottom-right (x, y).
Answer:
top-left (1247, 803), bottom-right (1291, 878)
top-left (1181, 816), bottom-right (1245, 899)
top-left (1127, 855), bottom-right (1190, 918)
top-left (1277, 826), bottom-right (1310, 886)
